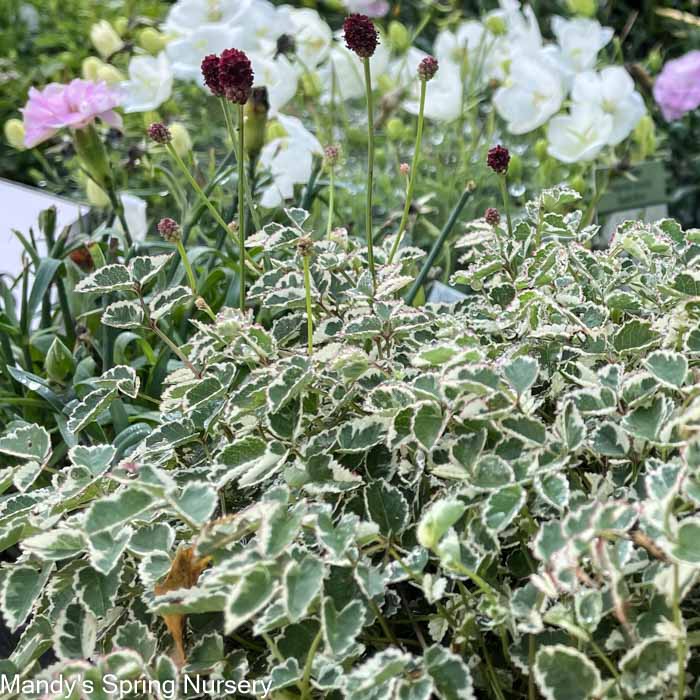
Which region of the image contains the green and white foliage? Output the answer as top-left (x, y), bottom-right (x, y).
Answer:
top-left (4, 195), bottom-right (700, 697)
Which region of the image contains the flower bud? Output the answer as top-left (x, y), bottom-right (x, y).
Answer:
top-left (324, 144), bottom-right (341, 169)
top-left (245, 87), bottom-right (269, 157)
top-left (95, 63), bottom-right (124, 84)
top-left (301, 71), bottom-right (321, 99)
top-left (388, 21), bottom-right (410, 53)
top-left (534, 138), bottom-right (549, 161)
top-left (632, 114), bottom-right (656, 160)
top-left (157, 217), bottom-right (181, 243)
top-left (113, 16), bottom-right (129, 37)
top-left (565, 0), bottom-right (597, 17)
top-left (343, 14), bottom-right (379, 59)
top-left (484, 207), bottom-right (500, 226)
top-left (90, 20), bottom-right (124, 59)
top-left (73, 124), bottom-right (112, 191)
top-left (81, 56), bottom-right (103, 81)
top-left (484, 14), bottom-right (507, 36)
top-left (4, 118), bottom-right (26, 150)
top-left (201, 54), bottom-right (223, 97)
top-left (399, 162), bottom-right (410, 176)
top-left (86, 178), bottom-right (110, 207)
top-left (147, 122), bottom-right (172, 145)
top-left (507, 152), bottom-right (522, 180)
top-left (418, 56), bottom-right (439, 82)
top-left (170, 122), bottom-right (192, 158)
top-left (138, 27), bottom-right (167, 55)
top-left (386, 117), bottom-right (404, 141)
top-left (570, 174), bottom-right (587, 196)
top-left (46, 337), bottom-right (75, 382)
top-left (266, 120), bottom-right (287, 142)
top-left (297, 236), bottom-right (313, 257)
top-left (486, 145), bottom-right (510, 174)
top-left (647, 48), bottom-right (663, 74)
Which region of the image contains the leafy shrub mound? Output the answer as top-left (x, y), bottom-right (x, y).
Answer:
top-left (3, 189), bottom-right (700, 699)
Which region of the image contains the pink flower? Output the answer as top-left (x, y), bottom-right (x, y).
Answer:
top-left (344, 0), bottom-right (389, 19)
top-left (653, 50), bottom-right (700, 122)
top-left (21, 79), bottom-right (122, 148)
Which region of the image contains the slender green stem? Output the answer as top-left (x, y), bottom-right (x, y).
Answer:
top-left (150, 320), bottom-right (199, 377)
top-left (405, 185), bottom-right (474, 305)
top-left (388, 78), bottom-right (427, 264)
top-left (221, 99), bottom-right (262, 232)
top-left (326, 166), bottom-right (335, 239)
top-left (303, 254), bottom-right (313, 355)
top-left (528, 634), bottom-right (536, 700)
top-left (498, 175), bottom-right (513, 237)
top-left (237, 104), bottom-right (246, 312)
top-left (363, 57), bottom-right (376, 290)
top-left (674, 564), bottom-right (687, 700)
top-left (176, 241), bottom-right (197, 293)
top-left (300, 627), bottom-right (323, 700)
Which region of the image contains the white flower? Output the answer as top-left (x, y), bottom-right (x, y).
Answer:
top-left (163, 0), bottom-right (242, 34)
top-left (549, 17), bottom-right (613, 80)
top-left (249, 53), bottom-right (299, 115)
top-left (493, 54), bottom-right (564, 134)
top-left (118, 194), bottom-right (148, 241)
top-left (287, 7), bottom-right (333, 70)
top-left (571, 67), bottom-right (646, 145)
top-left (166, 24), bottom-right (244, 83)
top-left (121, 53), bottom-right (174, 113)
top-left (258, 114), bottom-right (322, 209)
top-left (319, 36), bottom-right (390, 102)
top-left (342, 0), bottom-right (389, 18)
top-left (398, 49), bottom-right (463, 122)
top-left (547, 104), bottom-right (613, 163)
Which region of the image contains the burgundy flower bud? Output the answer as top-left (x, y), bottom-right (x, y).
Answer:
top-left (157, 217), bottom-right (181, 243)
top-left (484, 207), bottom-right (500, 226)
top-left (218, 48), bottom-right (254, 104)
top-left (275, 34), bottom-right (296, 59)
top-left (487, 145), bottom-right (510, 174)
top-left (343, 14), bottom-right (379, 59)
top-left (324, 144), bottom-right (341, 168)
top-left (147, 122), bottom-right (171, 144)
top-left (201, 54), bottom-right (223, 96)
top-left (418, 56), bottom-right (439, 81)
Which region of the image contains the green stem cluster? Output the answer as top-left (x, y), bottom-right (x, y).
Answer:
top-left (388, 78), bottom-right (427, 264)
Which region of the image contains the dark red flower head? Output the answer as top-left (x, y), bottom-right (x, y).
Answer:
top-left (147, 122), bottom-right (171, 144)
top-left (487, 145), bottom-right (510, 174)
top-left (201, 54), bottom-right (223, 96)
top-left (484, 207), bottom-right (500, 226)
top-left (418, 56), bottom-right (439, 81)
top-left (343, 14), bottom-right (379, 59)
top-left (219, 48), bottom-right (254, 104)
top-left (157, 217), bottom-right (181, 243)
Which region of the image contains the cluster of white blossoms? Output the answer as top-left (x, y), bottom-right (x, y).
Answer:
top-left (110, 0), bottom-right (647, 210)
top-left (407, 1), bottom-right (647, 163)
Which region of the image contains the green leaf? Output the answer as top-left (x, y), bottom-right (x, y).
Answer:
top-left (556, 402), bottom-right (585, 452)
top-left (54, 602), bottom-right (97, 660)
top-left (620, 638), bottom-right (676, 695)
top-left (225, 566), bottom-right (277, 633)
top-left (88, 527), bottom-right (132, 575)
top-left (128, 254), bottom-right (172, 286)
top-left (534, 645), bottom-right (601, 700)
top-left (102, 300), bottom-right (144, 329)
top-left (75, 264), bottom-right (133, 294)
top-left (337, 417), bottom-right (387, 453)
top-left (322, 597), bottom-right (364, 657)
top-left (671, 518), bottom-right (700, 563)
top-left (503, 356), bottom-right (539, 395)
top-left (67, 387), bottom-right (117, 433)
top-left (484, 484), bottom-right (525, 533)
top-left (113, 620), bottom-right (157, 663)
top-left (23, 529), bottom-right (85, 560)
top-left (365, 481), bottom-right (409, 536)
top-left (417, 498), bottom-right (466, 550)
top-left (1, 563), bottom-right (52, 631)
top-left (267, 358), bottom-right (312, 413)
top-left (613, 319), bottom-right (658, 354)
top-left (85, 488), bottom-right (156, 535)
top-left (171, 483), bottom-right (217, 527)
top-left (0, 424), bottom-right (51, 462)
top-left (424, 645), bottom-right (475, 700)
top-left (260, 502), bottom-right (304, 558)
top-left (284, 555), bottom-right (325, 623)
top-left (412, 402), bottom-right (444, 451)
top-left (644, 350), bottom-right (688, 390)
top-left (149, 285), bottom-right (192, 320)
top-left (591, 421), bottom-right (630, 457)
top-left (535, 473), bottom-right (570, 511)
top-left (214, 437), bottom-right (289, 488)
top-left (621, 395), bottom-right (672, 442)
top-left (75, 563), bottom-right (122, 618)
top-left (502, 415), bottom-right (546, 445)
